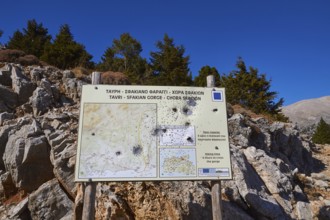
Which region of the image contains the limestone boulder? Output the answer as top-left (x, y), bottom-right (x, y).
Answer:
top-left (11, 66), bottom-right (36, 104)
top-left (0, 85), bottom-right (18, 112)
top-left (0, 64), bottom-right (12, 86)
top-left (30, 87), bottom-right (54, 116)
top-left (2, 118), bottom-right (54, 192)
top-left (46, 129), bottom-right (76, 198)
top-left (28, 178), bottom-right (74, 220)
top-left (228, 145), bottom-right (289, 219)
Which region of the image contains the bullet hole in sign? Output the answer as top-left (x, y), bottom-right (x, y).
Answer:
top-left (186, 137), bottom-right (193, 143)
top-left (215, 146), bottom-right (219, 150)
top-left (132, 145), bottom-right (143, 156)
top-left (172, 107), bottom-right (178, 112)
top-left (186, 98), bottom-right (197, 107)
top-left (185, 122), bottom-right (190, 126)
top-left (115, 151), bottom-right (121, 156)
top-left (182, 107), bottom-right (192, 115)
top-left (213, 108), bottom-right (218, 112)
top-left (95, 86), bottom-right (98, 90)
top-left (91, 133), bottom-right (95, 136)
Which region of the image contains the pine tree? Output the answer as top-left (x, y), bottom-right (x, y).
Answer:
top-left (97, 33), bottom-right (147, 84)
top-left (312, 118), bottom-right (330, 144)
top-left (149, 34), bottom-right (192, 86)
top-left (7, 19), bottom-right (51, 58)
top-left (0, 30), bottom-right (4, 47)
top-left (41, 24), bottom-right (93, 69)
top-left (194, 66), bottom-right (221, 87)
top-left (220, 57), bottom-right (285, 116)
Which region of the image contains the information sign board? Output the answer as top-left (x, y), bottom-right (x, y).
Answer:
top-left (75, 85), bottom-right (232, 181)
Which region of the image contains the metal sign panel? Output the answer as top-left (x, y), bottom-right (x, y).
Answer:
top-left (75, 85), bottom-right (232, 181)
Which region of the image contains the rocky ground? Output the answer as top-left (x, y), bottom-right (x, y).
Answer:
top-left (0, 59), bottom-right (329, 219)
top-left (305, 144), bottom-right (330, 219)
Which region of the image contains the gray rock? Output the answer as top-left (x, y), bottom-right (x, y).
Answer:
top-left (40, 78), bottom-right (53, 96)
top-left (318, 205), bottom-right (330, 220)
top-left (0, 117), bottom-right (32, 170)
top-left (0, 64), bottom-right (12, 86)
top-left (30, 87), bottom-right (53, 116)
top-left (7, 197), bottom-right (28, 219)
top-left (0, 112), bottom-right (14, 126)
top-left (244, 147), bottom-right (294, 214)
top-left (11, 66), bottom-right (36, 105)
top-left (62, 70), bottom-right (74, 79)
top-left (314, 180), bottom-right (329, 189)
top-left (2, 119), bottom-right (54, 192)
top-left (295, 201), bottom-right (313, 220)
top-left (293, 185), bottom-right (308, 201)
top-left (28, 179), bottom-right (74, 220)
top-left (29, 67), bottom-right (42, 84)
top-left (222, 201), bottom-right (254, 220)
top-left (231, 146), bottom-right (289, 219)
top-left (46, 129), bottom-right (76, 199)
top-left (0, 172), bottom-right (16, 200)
top-left (269, 121), bottom-right (314, 173)
top-left (228, 114), bottom-right (252, 147)
top-left (311, 173), bottom-right (330, 181)
top-left (0, 85), bottom-right (18, 111)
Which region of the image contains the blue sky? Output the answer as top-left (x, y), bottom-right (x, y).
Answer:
top-left (1, 0), bottom-right (329, 105)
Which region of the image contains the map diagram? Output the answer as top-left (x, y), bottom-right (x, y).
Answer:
top-left (159, 126), bottom-right (196, 146)
top-left (78, 103), bottom-right (157, 179)
top-left (160, 148), bottom-right (197, 177)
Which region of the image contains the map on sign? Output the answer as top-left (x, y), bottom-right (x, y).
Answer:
top-left (160, 148), bottom-right (196, 177)
top-left (75, 85), bottom-right (232, 182)
top-left (79, 103), bottom-right (157, 178)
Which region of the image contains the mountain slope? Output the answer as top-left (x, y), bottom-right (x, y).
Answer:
top-left (282, 96), bottom-right (330, 131)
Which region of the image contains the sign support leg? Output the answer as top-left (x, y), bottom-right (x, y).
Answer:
top-left (81, 72), bottom-right (101, 220)
top-left (207, 75), bottom-right (223, 220)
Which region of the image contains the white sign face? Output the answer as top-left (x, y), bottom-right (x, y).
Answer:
top-left (75, 85), bottom-right (232, 181)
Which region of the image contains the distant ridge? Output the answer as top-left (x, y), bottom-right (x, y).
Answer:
top-left (282, 96), bottom-right (330, 132)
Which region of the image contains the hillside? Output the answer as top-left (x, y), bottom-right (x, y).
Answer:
top-left (282, 96), bottom-right (330, 133)
top-left (0, 62), bottom-right (329, 219)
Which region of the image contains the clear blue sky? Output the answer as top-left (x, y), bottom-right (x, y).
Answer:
top-left (1, 0), bottom-right (329, 105)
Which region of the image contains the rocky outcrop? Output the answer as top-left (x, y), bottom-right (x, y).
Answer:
top-left (28, 178), bottom-right (74, 220)
top-left (0, 61), bottom-right (329, 219)
top-left (2, 117), bottom-right (54, 192)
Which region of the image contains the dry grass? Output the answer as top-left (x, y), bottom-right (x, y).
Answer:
top-left (71, 66), bottom-right (91, 79)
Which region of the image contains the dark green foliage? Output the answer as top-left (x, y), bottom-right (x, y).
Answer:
top-left (194, 66), bottom-right (221, 87)
top-left (148, 34), bottom-right (192, 86)
top-left (0, 30), bottom-right (3, 47)
top-left (220, 58), bottom-right (285, 116)
top-left (312, 118), bottom-right (330, 144)
top-left (7, 19), bottom-right (51, 58)
top-left (97, 33), bottom-right (148, 84)
top-left (41, 24), bottom-right (93, 69)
